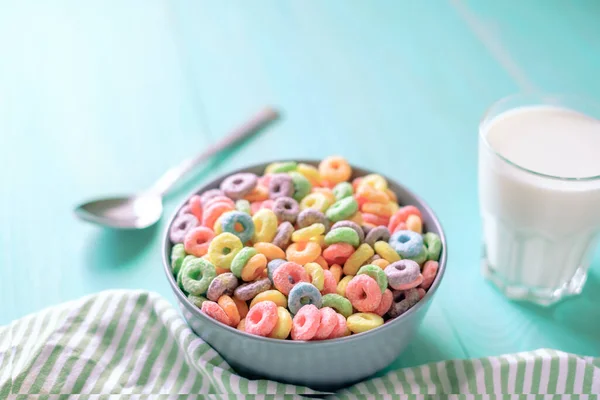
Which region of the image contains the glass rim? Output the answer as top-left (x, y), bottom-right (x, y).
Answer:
top-left (479, 92), bottom-right (600, 182)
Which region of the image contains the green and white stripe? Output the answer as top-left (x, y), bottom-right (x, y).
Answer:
top-left (1, 290), bottom-right (598, 396)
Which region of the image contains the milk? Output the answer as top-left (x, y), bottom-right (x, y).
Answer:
top-left (478, 105), bottom-right (600, 304)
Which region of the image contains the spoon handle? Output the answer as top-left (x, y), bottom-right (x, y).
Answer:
top-left (148, 107), bottom-right (279, 197)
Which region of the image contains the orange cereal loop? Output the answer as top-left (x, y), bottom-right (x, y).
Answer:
top-left (348, 211), bottom-right (364, 226)
top-left (215, 266), bottom-right (229, 275)
top-left (372, 258), bottom-right (390, 269)
top-left (241, 253), bottom-right (268, 281)
top-left (361, 202), bottom-right (395, 217)
top-left (233, 297), bottom-right (249, 319)
top-left (356, 185), bottom-right (389, 204)
top-left (218, 295), bottom-right (241, 326)
top-left (406, 214), bottom-right (423, 234)
top-left (286, 241), bottom-right (322, 265)
top-left (329, 264), bottom-right (343, 283)
top-left (254, 242), bottom-right (286, 261)
top-left (318, 156), bottom-right (352, 184)
top-left (362, 212), bottom-right (389, 227)
top-left (314, 255), bottom-right (329, 270)
top-left (244, 185), bottom-right (269, 202)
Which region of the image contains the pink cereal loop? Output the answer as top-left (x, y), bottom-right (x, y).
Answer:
top-left (373, 289), bottom-right (393, 316)
top-left (321, 270), bottom-right (337, 295)
top-left (345, 275), bottom-right (383, 313)
top-left (313, 307), bottom-right (338, 340)
top-left (291, 304), bottom-right (320, 341)
top-left (419, 261), bottom-right (438, 290)
top-left (244, 300), bottom-right (278, 336)
top-left (201, 301), bottom-right (232, 326)
top-left (204, 195), bottom-right (235, 209)
top-left (272, 261), bottom-right (310, 295)
top-left (328, 313), bottom-right (348, 339)
top-left (184, 226), bottom-right (215, 257)
top-left (189, 195), bottom-right (203, 221)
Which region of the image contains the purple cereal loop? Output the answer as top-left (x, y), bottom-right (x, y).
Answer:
top-left (220, 173), bottom-right (258, 200)
top-left (233, 278), bottom-right (272, 301)
top-left (362, 225), bottom-right (373, 235)
top-left (297, 209), bottom-right (328, 229)
top-left (385, 260), bottom-right (421, 290)
top-left (199, 189), bottom-right (225, 206)
top-left (331, 220), bottom-right (365, 243)
top-left (268, 173), bottom-right (294, 199)
top-left (387, 288), bottom-right (420, 319)
top-left (272, 221), bottom-right (294, 249)
top-left (365, 226), bottom-right (391, 247)
top-left (206, 273), bottom-right (239, 301)
top-left (272, 197), bottom-right (300, 223)
top-left (177, 204), bottom-right (193, 217)
top-left (170, 214), bottom-right (199, 243)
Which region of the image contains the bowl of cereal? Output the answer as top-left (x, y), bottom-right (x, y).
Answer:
top-left (162, 157), bottom-right (447, 390)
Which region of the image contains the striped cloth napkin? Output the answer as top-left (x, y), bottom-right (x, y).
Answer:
top-left (1, 290), bottom-right (598, 397)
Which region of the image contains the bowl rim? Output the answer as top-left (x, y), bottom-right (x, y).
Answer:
top-left (162, 159), bottom-right (448, 347)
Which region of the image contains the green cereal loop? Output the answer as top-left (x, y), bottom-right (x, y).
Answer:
top-left (324, 227), bottom-right (360, 248)
top-left (325, 196), bottom-right (358, 222)
top-left (333, 182), bottom-right (354, 200)
top-left (170, 243), bottom-right (187, 276)
top-left (188, 294), bottom-right (208, 308)
top-left (235, 199), bottom-right (251, 215)
top-left (230, 246), bottom-right (258, 278)
top-left (270, 161), bottom-right (297, 173)
top-left (424, 232), bottom-right (442, 261)
top-left (288, 171), bottom-right (312, 202)
top-left (178, 255), bottom-right (197, 290)
top-left (321, 294), bottom-right (353, 318)
top-left (407, 245), bottom-right (427, 265)
top-left (357, 264), bottom-right (388, 293)
top-left (181, 258), bottom-right (217, 296)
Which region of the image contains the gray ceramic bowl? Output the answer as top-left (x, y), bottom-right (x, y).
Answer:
top-left (162, 160), bottom-right (447, 391)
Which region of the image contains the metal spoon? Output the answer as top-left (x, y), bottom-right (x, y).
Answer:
top-left (74, 107), bottom-right (279, 229)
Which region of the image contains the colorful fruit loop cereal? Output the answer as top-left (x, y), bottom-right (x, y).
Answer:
top-left (169, 156), bottom-right (442, 341)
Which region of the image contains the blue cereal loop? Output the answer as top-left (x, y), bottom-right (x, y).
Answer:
top-left (389, 230), bottom-right (423, 258)
top-left (221, 211), bottom-right (255, 244)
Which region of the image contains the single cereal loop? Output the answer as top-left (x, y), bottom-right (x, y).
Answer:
top-left (272, 261), bottom-right (310, 295)
top-left (365, 226), bottom-right (391, 248)
top-left (406, 214), bottom-right (423, 234)
top-left (217, 295), bottom-right (240, 326)
top-left (419, 260), bottom-right (439, 290)
top-left (343, 243), bottom-right (374, 275)
top-left (357, 264), bottom-right (389, 293)
top-left (296, 163), bottom-right (321, 186)
top-left (322, 243), bottom-right (355, 265)
top-left (170, 214), bottom-right (199, 243)
top-left (241, 253), bottom-right (267, 282)
top-left (347, 313), bottom-right (384, 334)
top-left (233, 297), bottom-right (249, 319)
top-left (234, 278), bottom-right (272, 301)
top-left (170, 243), bottom-right (187, 276)
top-left (389, 230), bottom-right (424, 258)
top-left (288, 282), bottom-right (322, 314)
top-left (291, 304), bottom-right (320, 341)
top-left (372, 258), bottom-right (390, 270)
top-left (296, 209), bottom-right (328, 229)
top-left (206, 272), bottom-right (238, 301)
top-left (303, 262), bottom-right (325, 290)
top-left (221, 211), bottom-right (255, 244)
top-left (328, 313), bottom-right (348, 339)
top-left (423, 232), bottom-right (442, 261)
top-left (321, 293), bottom-right (353, 317)
top-left (324, 227), bottom-right (360, 248)
top-left (292, 223), bottom-right (326, 242)
top-left (268, 173), bottom-right (294, 199)
top-left (373, 289), bottom-right (393, 316)
top-left (272, 196), bottom-right (300, 223)
top-left (201, 301), bottom-right (232, 326)
top-left (326, 196), bottom-right (359, 222)
top-left (254, 242), bottom-right (286, 260)
top-left (374, 241), bottom-right (401, 263)
top-left (336, 275), bottom-right (354, 297)
top-left (385, 260), bottom-right (424, 290)
top-left (268, 306), bottom-right (293, 339)
top-left (188, 195), bottom-right (203, 221)
top-left (331, 220), bottom-right (365, 243)
top-left (202, 202), bottom-right (235, 229)
top-left (181, 258), bottom-right (217, 296)
top-left (207, 232), bottom-right (243, 270)
top-left (183, 227), bottom-right (215, 257)
top-left (245, 300), bottom-right (278, 336)
top-left (345, 275), bottom-right (382, 312)
top-left (388, 288), bottom-right (420, 319)
top-left (252, 209), bottom-right (278, 243)
top-left (321, 270), bottom-right (337, 294)
top-left (318, 156), bottom-right (352, 184)
top-left (286, 241), bottom-right (322, 265)
top-left (272, 221), bottom-right (294, 249)
top-left (359, 174), bottom-right (387, 191)
top-left (329, 264), bottom-right (343, 283)
top-left (250, 290), bottom-right (288, 309)
top-left (299, 193), bottom-right (332, 213)
top-left (313, 307), bottom-right (338, 340)
top-left (230, 246), bottom-right (258, 278)
top-left (220, 172), bottom-right (258, 200)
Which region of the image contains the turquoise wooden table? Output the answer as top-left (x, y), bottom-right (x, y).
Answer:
top-left (1, 0), bottom-right (599, 375)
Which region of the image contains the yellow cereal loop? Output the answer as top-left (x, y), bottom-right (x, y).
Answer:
top-left (207, 232), bottom-right (243, 270)
top-left (241, 253), bottom-right (267, 281)
top-left (253, 242), bottom-right (286, 260)
top-left (347, 313), bottom-right (384, 333)
top-left (359, 174), bottom-right (388, 191)
top-left (250, 290), bottom-right (288, 309)
top-left (343, 243), bottom-right (374, 275)
top-left (406, 214), bottom-right (423, 234)
top-left (330, 264), bottom-right (343, 283)
top-left (300, 193), bottom-right (332, 212)
top-left (336, 275), bottom-right (354, 297)
top-left (304, 262), bottom-right (325, 290)
top-left (372, 258), bottom-right (390, 270)
top-left (310, 235), bottom-right (326, 248)
top-left (268, 307), bottom-right (292, 339)
top-left (252, 208), bottom-right (278, 243)
top-left (374, 241), bottom-right (401, 263)
top-left (292, 223), bottom-right (326, 242)
top-left (296, 163), bottom-right (321, 186)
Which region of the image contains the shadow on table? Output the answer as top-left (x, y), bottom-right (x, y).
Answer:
top-left (516, 269), bottom-right (600, 340)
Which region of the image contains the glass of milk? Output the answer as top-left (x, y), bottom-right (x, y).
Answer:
top-left (479, 94), bottom-right (600, 305)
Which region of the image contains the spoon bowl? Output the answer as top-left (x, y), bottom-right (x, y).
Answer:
top-left (75, 195), bottom-right (163, 229)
